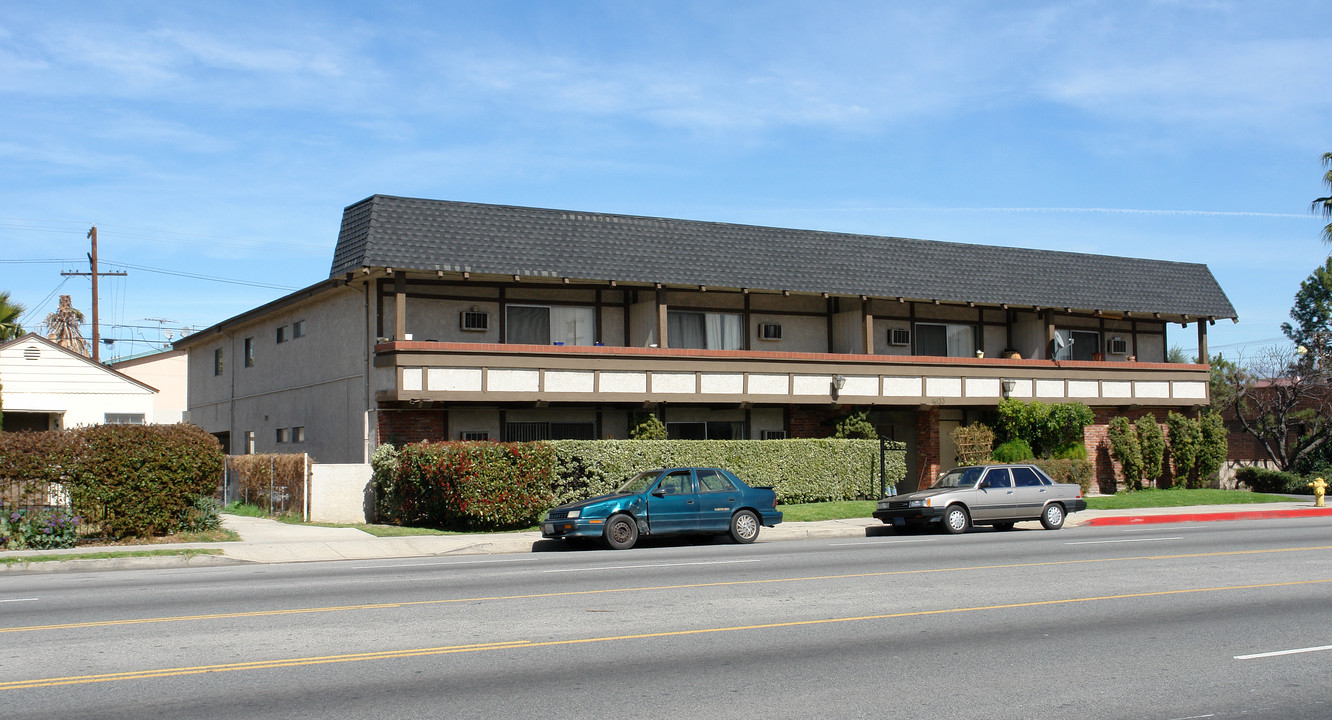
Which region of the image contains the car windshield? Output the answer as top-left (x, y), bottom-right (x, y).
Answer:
top-left (615, 471), bottom-right (660, 494)
top-left (932, 467), bottom-right (984, 489)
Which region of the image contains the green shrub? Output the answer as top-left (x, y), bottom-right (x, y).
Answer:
top-left (1196, 410), bottom-right (1228, 488)
top-left (386, 441), bottom-right (555, 530)
top-left (628, 414), bottom-right (667, 440)
top-left (990, 438), bottom-right (1035, 463)
top-left (1051, 442), bottom-right (1088, 461)
top-left (67, 424), bottom-right (224, 539)
top-left (1031, 458), bottom-right (1095, 496)
top-left (1107, 416), bottom-right (1143, 490)
top-left (994, 399), bottom-right (1093, 457)
top-left (1135, 416), bottom-right (1166, 489)
top-left (370, 443), bottom-right (401, 523)
top-left (1166, 412), bottom-right (1200, 488)
top-left (1234, 466), bottom-right (1308, 494)
top-left (176, 496), bottom-right (221, 533)
top-left (832, 411), bottom-right (877, 439)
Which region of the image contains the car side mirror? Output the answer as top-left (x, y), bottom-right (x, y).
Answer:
top-left (978, 480), bottom-right (991, 489)
top-left (651, 487), bottom-right (667, 497)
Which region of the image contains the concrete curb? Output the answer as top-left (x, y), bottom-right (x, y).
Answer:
top-left (1082, 506), bottom-right (1332, 526)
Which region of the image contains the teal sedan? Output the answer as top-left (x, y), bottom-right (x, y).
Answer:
top-left (541, 467), bottom-right (782, 550)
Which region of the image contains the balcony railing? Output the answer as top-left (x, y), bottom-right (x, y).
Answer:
top-left (373, 341), bottom-right (1210, 406)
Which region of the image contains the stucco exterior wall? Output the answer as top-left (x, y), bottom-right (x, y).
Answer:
top-left (112, 349), bottom-right (187, 423)
top-left (0, 335), bottom-right (155, 428)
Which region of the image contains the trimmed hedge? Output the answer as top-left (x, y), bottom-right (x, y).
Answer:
top-left (1031, 458), bottom-right (1095, 496)
top-left (373, 438), bottom-right (907, 529)
top-left (546, 439), bottom-right (904, 506)
top-left (1233, 466), bottom-right (1312, 495)
top-left (1, 424), bottom-right (223, 540)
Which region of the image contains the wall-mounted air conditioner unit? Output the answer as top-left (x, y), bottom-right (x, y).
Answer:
top-left (460, 309), bottom-right (489, 332)
top-left (889, 328), bottom-right (910, 346)
top-left (1108, 336), bottom-right (1129, 355)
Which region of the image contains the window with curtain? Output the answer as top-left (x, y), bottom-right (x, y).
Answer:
top-left (506, 305), bottom-right (594, 345)
top-left (915, 323), bottom-right (976, 357)
top-left (667, 311), bottom-right (743, 350)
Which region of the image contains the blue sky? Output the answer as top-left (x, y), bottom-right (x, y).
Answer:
top-left (2, 1), bottom-right (1329, 361)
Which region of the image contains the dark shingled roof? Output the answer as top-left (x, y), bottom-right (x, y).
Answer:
top-left (330, 195), bottom-right (1237, 319)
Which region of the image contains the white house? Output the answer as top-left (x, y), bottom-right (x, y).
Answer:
top-left (0, 333), bottom-right (157, 431)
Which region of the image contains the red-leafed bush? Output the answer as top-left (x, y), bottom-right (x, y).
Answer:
top-left (383, 441), bottom-right (554, 530)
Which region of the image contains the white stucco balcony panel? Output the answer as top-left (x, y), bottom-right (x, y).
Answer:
top-left (1173, 381), bottom-right (1208, 399)
top-left (882, 377), bottom-right (923, 397)
top-left (599, 371), bottom-right (647, 394)
top-left (924, 377), bottom-right (962, 398)
top-left (1035, 379), bottom-right (1065, 398)
top-left (1101, 381), bottom-right (1133, 398)
top-left (700, 373), bottom-right (745, 394)
top-left (1135, 381), bottom-right (1170, 399)
top-left (428, 367), bottom-right (482, 392)
top-left (748, 373), bottom-right (790, 395)
top-left (402, 368), bottom-right (422, 392)
top-left (840, 376), bottom-right (879, 396)
top-left (545, 370), bottom-right (595, 393)
top-left (1004, 379), bottom-right (1033, 398)
top-left (965, 378), bottom-right (1001, 397)
top-left (1067, 380), bottom-right (1100, 398)
top-left (652, 372), bottom-right (696, 394)
top-left (489, 368), bottom-right (540, 392)
top-left (792, 374), bottom-right (834, 396)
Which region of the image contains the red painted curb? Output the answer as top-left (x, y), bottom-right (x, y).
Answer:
top-left (1084, 507), bottom-right (1332, 526)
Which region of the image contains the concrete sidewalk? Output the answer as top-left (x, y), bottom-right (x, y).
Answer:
top-left (4, 501), bottom-right (1330, 574)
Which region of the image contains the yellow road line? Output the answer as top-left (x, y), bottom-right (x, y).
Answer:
top-left (4, 578), bottom-right (1329, 692)
top-left (5, 544), bottom-right (1330, 636)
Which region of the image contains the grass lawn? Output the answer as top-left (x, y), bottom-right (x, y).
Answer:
top-left (0, 548), bottom-right (225, 566)
top-left (778, 500), bottom-right (877, 522)
top-left (1085, 487), bottom-right (1298, 510)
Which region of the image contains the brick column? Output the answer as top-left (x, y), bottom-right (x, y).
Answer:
top-left (915, 406), bottom-right (941, 488)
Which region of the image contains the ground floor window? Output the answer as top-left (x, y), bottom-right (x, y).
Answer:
top-left (505, 421), bottom-right (596, 441)
top-left (666, 421), bottom-right (744, 440)
top-left (104, 413), bottom-right (146, 425)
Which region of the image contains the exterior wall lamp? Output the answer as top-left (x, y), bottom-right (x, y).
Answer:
top-left (1001, 379), bottom-right (1016, 398)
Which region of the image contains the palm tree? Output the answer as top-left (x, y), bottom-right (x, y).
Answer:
top-left (0, 290), bottom-right (25, 341)
top-left (1315, 152), bottom-right (1332, 245)
top-left (45, 294), bottom-right (89, 356)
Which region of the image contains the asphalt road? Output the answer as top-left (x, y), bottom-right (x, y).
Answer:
top-left (3, 517), bottom-right (1331, 719)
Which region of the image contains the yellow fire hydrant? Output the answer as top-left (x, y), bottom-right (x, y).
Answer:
top-left (1310, 477), bottom-right (1328, 508)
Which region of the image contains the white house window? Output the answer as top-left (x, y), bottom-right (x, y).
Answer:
top-left (506, 305), bottom-right (594, 346)
top-left (915, 323), bottom-right (975, 358)
top-left (1055, 329), bottom-right (1100, 361)
top-left (761, 429), bottom-right (788, 440)
top-left (668, 311), bottom-right (743, 350)
top-left (104, 413), bottom-right (145, 425)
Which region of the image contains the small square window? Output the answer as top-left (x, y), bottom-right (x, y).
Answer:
top-left (293, 320), bottom-right (306, 339)
top-left (276, 326), bottom-right (288, 343)
top-left (292, 426), bottom-right (305, 443)
top-left (275, 427), bottom-right (289, 444)
top-left (758, 323), bottom-right (782, 341)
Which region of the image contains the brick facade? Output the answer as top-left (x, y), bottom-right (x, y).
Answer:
top-left (915, 406), bottom-right (941, 487)
top-left (1086, 406), bottom-right (1185, 492)
top-left (377, 407), bottom-right (446, 445)
top-left (787, 407), bottom-right (847, 438)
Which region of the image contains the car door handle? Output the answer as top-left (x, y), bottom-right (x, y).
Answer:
top-left (1005, 490), bottom-right (1014, 494)
top-left (686, 499), bottom-right (695, 504)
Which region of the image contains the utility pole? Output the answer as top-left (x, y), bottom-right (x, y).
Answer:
top-left (61, 226), bottom-right (127, 362)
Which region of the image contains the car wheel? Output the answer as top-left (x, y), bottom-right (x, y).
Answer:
top-left (1040, 503), bottom-right (1065, 530)
top-left (604, 514), bottom-right (639, 549)
top-left (993, 521), bottom-right (1016, 531)
top-left (942, 505), bottom-right (970, 534)
top-left (729, 510), bottom-right (760, 544)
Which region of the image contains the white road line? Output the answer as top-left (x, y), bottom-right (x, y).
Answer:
top-left (351, 558), bottom-right (526, 570)
top-left (0, 598), bottom-right (39, 603)
top-left (828, 538), bottom-right (939, 547)
top-left (1066, 537), bottom-right (1183, 545)
top-left (542, 559), bottom-right (762, 573)
top-left (1121, 526), bottom-right (1203, 533)
top-left (1235, 644), bottom-right (1332, 660)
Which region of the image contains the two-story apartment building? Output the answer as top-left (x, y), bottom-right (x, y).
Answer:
top-left (176, 195), bottom-right (1236, 490)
